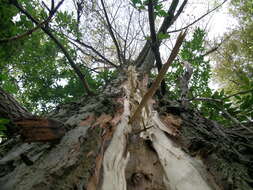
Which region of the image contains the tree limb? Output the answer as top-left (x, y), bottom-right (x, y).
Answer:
top-left (123, 9), bottom-right (134, 61)
top-left (0, 0), bottom-right (59, 43)
top-left (135, 0), bottom-right (187, 68)
top-left (147, 0), bottom-right (166, 95)
top-left (167, 0), bottom-right (228, 34)
top-left (70, 38), bottom-right (118, 68)
top-left (100, 0), bottom-right (123, 64)
top-left (129, 31), bottom-right (187, 124)
top-left (223, 88), bottom-right (253, 100)
top-left (158, 0), bottom-right (180, 34)
top-left (188, 96), bottom-right (253, 133)
top-left (179, 61), bottom-right (193, 107)
top-left (68, 40), bottom-right (112, 72)
top-left (11, 0), bottom-right (94, 95)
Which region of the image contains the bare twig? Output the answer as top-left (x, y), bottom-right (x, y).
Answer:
top-left (42, 1), bottom-right (51, 12)
top-left (167, 0), bottom-right (228, 33)
top-left (201, 46), bottom-right (219, 57)
top-left (70, 38), bottom-right (118, 68)
top-left (123, 9), bottom-right (134, 61)
top-left (129, 31), bottom-right (187, 124)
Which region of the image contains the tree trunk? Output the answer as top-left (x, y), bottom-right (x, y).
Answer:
top-left (0, 68), bottom-right (251, 190)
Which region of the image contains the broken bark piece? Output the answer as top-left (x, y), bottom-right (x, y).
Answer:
top-left (14, 117), bottom-right (66, 142)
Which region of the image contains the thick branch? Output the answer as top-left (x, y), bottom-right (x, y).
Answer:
top-left (135, 0), bottom-right (187, 69)
top-left (11, 0), bottom-right (94, 95)
top-left (147, 0), bottom-right (166, 95)
top-left (129, 31), bottom-right (187, 124)
top-left (158, 0), bottom-right (180, 34)
top-left (0, 88), bottom-right (32, 120)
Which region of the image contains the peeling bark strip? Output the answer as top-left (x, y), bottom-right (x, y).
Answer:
top-left (14, 118), bottom-right (66, 142)
top-left (0, 88), bottom-right (31, 120)
top-left (91, 66), bottom-right (219, 190)
top-left (101, 99), bottom-right (131, 190)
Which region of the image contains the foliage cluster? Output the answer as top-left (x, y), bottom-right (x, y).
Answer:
top-left (0, 0), bottom-right (116, 113)
top-left (211, 0), bottom-right (253, 125)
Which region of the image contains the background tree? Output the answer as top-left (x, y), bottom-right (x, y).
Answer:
top-left (212, 0), bottom-right (253, 126)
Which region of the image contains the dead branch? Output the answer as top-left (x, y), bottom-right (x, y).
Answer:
top-left (129, 30), bottom-right (187, 124)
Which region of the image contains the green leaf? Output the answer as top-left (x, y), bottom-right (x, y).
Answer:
top-left (155, 9), bottom-right (168, 17)
top-left (0, 124), bottom-right (7, 131)
top-left (157, 33), bottom-right (170, 40)
top-left (0, 118), bottom-right (9, 125)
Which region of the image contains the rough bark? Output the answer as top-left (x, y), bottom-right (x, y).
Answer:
top-left (0, 88), bottom-right (32, 120)
top-left (0, 68), bottom-right (252, 190)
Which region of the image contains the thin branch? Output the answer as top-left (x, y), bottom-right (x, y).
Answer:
top-left (167, 0), bottom-right (228, 33)
top-left (100, 0), bottom-right (122, 64)
top-left (70, 38), bottom-right (118, 68)
top-left (68, 41), bottom-right (105, 73)
top-left (0, 21), bottom-right (48, 43)
top-left (201, 46), bottom-right (219, 57)
top-left (188, 96), bottom-right (253, 133)
top-left (42, 1), bottom-right (51, 12)
top-left (129, 31), bottom-right (187, 124)
top-left (222, 109), bottom-right (253, 133)
top-left (50, 0), bottom-right (55, 11)
top-left (11, 0), bottom-right (94, 95)
top-left (201, 33), bottom-right (231, 57)
top-left (188, 97), bottom-right (222, 102)
top-left (223, 88), bottom-right (253, 100)
top-left (123, 9), bottom-right (134, 60)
